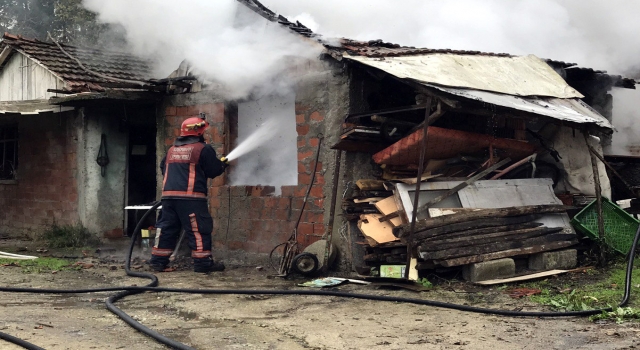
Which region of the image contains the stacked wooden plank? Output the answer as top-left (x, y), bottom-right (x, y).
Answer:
top-left (393, 205), bottom-right (579, 269)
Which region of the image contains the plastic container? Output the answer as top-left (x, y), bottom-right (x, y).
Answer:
top-left (571, 198), bottom-right (640, 254)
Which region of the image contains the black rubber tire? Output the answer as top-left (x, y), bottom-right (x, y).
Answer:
top-left (291, 252), bottom-right (319, 276)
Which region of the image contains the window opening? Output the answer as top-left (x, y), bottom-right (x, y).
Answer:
top-left (232, 93), bottom-right (297, 193)
top-left (0, 125), bottom-right (18, 180)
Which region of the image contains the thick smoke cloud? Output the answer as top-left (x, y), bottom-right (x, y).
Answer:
top-left (82, 0), bottom-right (321, 98)
top-left (263, 0), bottom-right (640, 76)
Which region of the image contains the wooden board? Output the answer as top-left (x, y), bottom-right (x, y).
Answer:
top-left (475, 269), bottom-right (571, 285)
top-left (439, 240), bottom-right (578, 267)
top-left (420, 233), bottom-right (573, 260)
top-left (358, 214), bottom-right (399, 245)
top-left (356, 179), bottom-right (386, 191)
top-left (375, 197), bottom-right (404, 226)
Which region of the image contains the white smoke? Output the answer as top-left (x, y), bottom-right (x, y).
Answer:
top-left (607, 88), bottom-right (640, 156)
top-left (262, 0), bottom-right (640, 76)
top-left (82, 0), bottom-right (322, 98)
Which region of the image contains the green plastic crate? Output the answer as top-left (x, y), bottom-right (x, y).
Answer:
top-left (571, 198), bottom-right (640, 254)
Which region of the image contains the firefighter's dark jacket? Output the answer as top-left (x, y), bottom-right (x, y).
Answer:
top-left (160, 136), bottom-right (225, 200)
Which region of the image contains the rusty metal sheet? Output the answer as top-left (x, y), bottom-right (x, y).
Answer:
top-left (344, 53), bottom-right (583, 98)
top-left (426, 84), bottom-right (612, 129)
top-left (372, 126), bottom-right (535, 166)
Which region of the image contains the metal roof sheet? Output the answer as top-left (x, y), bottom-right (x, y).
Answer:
top-left (344, 53), bottom-right (584, 98)
top-left (423, 83), bottom-right (612, 129)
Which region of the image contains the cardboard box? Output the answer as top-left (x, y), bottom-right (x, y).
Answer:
top-left (380, 265), bottom-right (406, 278)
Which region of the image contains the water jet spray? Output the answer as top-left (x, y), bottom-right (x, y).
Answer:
top-left (223, 117), bottom-right (279, 162)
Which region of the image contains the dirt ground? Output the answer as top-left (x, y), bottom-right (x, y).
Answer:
top-left (1, 246), bottom-right (640, 350)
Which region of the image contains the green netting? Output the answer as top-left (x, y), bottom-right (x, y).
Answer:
top-left (571, 198), bottom-right (640, 254)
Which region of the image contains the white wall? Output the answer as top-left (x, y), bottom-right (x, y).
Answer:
top-left (232, 93), bottom-right (298, 192)
top-left (0, 52), bottom-right (63, 102)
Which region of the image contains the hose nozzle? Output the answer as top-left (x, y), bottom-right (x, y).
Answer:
top-left (220, 156), bottom-right (228, 163)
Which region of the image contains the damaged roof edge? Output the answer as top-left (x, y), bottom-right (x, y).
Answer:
top-left (423, 83), bottom-right (613, 130)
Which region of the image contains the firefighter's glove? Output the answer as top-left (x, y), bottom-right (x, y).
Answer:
top-left (220, 156), bottom-right (229, 170)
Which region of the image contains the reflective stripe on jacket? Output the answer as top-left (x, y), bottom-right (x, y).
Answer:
top-left (160, 137), bottom-right (225, 200)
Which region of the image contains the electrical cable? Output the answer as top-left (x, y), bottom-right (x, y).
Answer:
top-left (0, 202), bottom-right (639, 350)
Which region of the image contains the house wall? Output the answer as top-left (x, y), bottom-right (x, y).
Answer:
top-left (76, 106), bottom-right (129, 238)
top-left (0, 52), bottom-right (63, 102)
top-left (158, 59), bottom-right (350, 266)
top-left (0, 111), bottom-right (79, 237)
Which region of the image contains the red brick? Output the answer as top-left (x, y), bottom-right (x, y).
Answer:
top-left (305, 235), bottom-right (322, 246)
top-left (209, 197), bottom-right (221, 209)
top-left (310, 185), bottom-right (324, 198)
top-left (314, 173), bottom-right (325, 185)
top-left (310, 111), bottom-right (323, 121)
top-left (297, 149), bottom-right (314, 161)
top-left (313, 224), bottom-right (325, 234)
top-left (293, 186), bottom-right (308, 198)
top-left (311, 161), bottom-right (323, 172)
top-left (264, 197), bottom-right (278, 208)
top-left (298, 173), bottom-right (312, 185)
top-left (296, 124), bottom-right (310, 136)
top-left (281, 186), bottom-right (296, 197)
top-left (295, 104), bottom-right (310, 114)
top-left (250, 197), bottom-right (263, 210)
top-left (296, 114), bottom-right (306, 124)
top-left (297, 138), bottom-right (306, 148)
top-left (165, 106), bottom-right (177, 116)
top-left (275, 209), bottom-right (288, 221)
top-left (176, 106), bottom-right (199, 116)
top-left (297, 163), bottom-right (309, 174)
top-left (277, 197), bottom-right (290, 209)
top-left (297, 223), bottom-right (314, 235)
top-left (213, 176), bottom-right (226, 187)
top-left (309, 137), bottom-right (320, 147)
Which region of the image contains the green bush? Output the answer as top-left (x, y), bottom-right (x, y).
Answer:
top-left (41, 223), bottom-right (100, 248)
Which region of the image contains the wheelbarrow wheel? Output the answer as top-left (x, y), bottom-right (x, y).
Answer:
top-left (291, 252), bottom-right (319, 276)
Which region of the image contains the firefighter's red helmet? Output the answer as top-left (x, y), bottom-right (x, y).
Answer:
top-left (180, 117), bottom-right (209, 137)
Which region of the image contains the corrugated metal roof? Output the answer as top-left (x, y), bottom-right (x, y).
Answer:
top-left (423, 83), bottom-right (613, 129)
top-left (0, 33), bottom-right (154, 93)
top-left (344, 53), bottom-right (584, 98)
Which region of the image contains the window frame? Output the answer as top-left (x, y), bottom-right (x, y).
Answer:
top-left (0, 124), bottom-right (19, 183)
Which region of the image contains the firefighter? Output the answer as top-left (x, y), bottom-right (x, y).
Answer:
top-left (149, 115), bottom-right (228, 273)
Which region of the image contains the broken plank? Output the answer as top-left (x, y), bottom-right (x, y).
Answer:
top-left (375, 197), bottom-right (404, 226)
top-left (358, 214), bottom-right (399, 244)
top-left (419, 225), bottom-right (557, 252)
top-left (394, 205), bottom-right (570, 237)
top-left (402, 215), bottom-right (541, 241)
top-left (475, 269), bottom-right (571, 285)
top-left (420, 232), bottom-right (572, 260)
top-left (439, 240), bottom-right (579, 267)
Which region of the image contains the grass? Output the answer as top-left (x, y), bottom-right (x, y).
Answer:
top-left (522, 258), bottom-right (640, 322)
top-left (0, 257), bottom-right (78, 273)
top-left (40, 223), bottom-right (100, 248)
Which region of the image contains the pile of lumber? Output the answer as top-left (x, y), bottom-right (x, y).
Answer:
top-left (394, 205), bottom-right (579, 268)
top-left (363, 242), bottom-right (407, 264)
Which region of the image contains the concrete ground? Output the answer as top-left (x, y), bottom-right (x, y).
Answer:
top-left (1, 256), bottom-right (640, 350)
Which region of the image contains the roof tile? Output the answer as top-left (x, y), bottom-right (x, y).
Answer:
top-left (1, 33), bottom-right (154, 93)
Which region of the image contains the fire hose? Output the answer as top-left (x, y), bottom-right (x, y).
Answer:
top-left (0, 201), bottom-right (639, 350)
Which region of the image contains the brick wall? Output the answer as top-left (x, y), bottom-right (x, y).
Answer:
top-left (161, 99), bottom-right (329, 258)
top-left (0, 112), bottom-right (79, 237)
